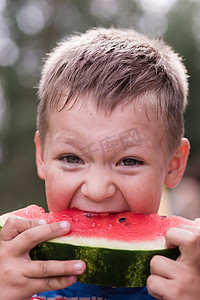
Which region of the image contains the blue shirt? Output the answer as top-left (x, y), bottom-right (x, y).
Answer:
top-left (31, 283), bottom-right (157, 299)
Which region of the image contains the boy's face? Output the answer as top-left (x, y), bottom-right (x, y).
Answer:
top-left (35, 93), bottom-right (188, 214)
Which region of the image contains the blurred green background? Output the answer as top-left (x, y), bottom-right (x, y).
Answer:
top-left (0, 0), bottom-right (200, 216)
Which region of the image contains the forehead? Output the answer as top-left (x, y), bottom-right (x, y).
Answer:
top-left (47, 93), bottom-right (167, 151)
top-left (49, 91), bottom-right (159, 120)
top-left (52, 90), bottom-right (162, 116)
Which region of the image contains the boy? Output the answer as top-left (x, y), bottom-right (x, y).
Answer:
top-left (0, 27), bottom-right (200, 300)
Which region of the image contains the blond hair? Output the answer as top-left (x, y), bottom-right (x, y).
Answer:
top-left (37, 27), bottom-right (188, 152)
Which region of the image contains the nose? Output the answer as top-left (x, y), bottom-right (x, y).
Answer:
top-left (81, 167), bottom-right (117, 202)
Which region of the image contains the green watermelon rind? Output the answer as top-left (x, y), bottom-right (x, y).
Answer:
top-left (0, 208), bottom-right (181, 287)
top-left (30, 240), bottom-right (180, 287)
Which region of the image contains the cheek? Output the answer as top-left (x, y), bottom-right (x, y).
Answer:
top-left (122, 177), bottom-right (163, 214)
top-left (45, 174), bottom-right (82, 212)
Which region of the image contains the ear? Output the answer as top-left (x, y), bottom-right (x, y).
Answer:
top-left (164, 138), bottom-right (190, 188)
top-left (34, 131), bottom-right (45, 180)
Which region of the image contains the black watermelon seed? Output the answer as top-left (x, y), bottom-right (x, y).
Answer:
top-left (119, 217), bottom-right (126, 223)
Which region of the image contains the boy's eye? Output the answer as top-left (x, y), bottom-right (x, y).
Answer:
top-left (59, 155), bottom-right (83, 164)
top-left (118, 158), bottom-right (142, 166)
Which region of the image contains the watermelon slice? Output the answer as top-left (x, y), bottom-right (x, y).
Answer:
top-left (0, 205), bottom-right (199, 287)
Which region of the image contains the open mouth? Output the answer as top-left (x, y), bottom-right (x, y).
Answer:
top-left (72, 207), bottom-right (130, 217)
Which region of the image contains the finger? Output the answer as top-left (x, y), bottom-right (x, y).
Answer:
top-left (165, 227), bottom-right (200, 264)
top-left (0, 216), bottom-right (46, 241)
top-left (147, 274), bottom-right (171, 300)
top-left (150, 255), bottom-right (178, 279)
top-left (178, 225), bottom-right (200, 234)
top-left (31, 275), bottom-right (77, 294)
top-left (13, 221), bottom-right (71, 255)
top-left (26, 260), bottom-right (86, 278)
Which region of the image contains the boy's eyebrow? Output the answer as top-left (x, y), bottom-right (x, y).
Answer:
top-left (54, 132), bottom-right (147, 157)
top-left (55, 135), bottom-right (97, 161)
top-left (55, 135), bottom-right (85, 148)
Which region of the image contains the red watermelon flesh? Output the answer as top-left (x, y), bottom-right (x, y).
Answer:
top-left (1, 205), bottom-right (200, 287)
top-left (4, 204), bottom-right (200, 243)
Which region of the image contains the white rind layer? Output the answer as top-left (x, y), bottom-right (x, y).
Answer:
top-left (49, 235), bottom-right (166, 250)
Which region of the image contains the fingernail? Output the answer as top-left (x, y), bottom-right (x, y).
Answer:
top-left (59, 221), bottom-right (69, 230)
top-left (74, 262), bottom-right (84, 273)
top-left (38, 219), bottom-right (47, 225)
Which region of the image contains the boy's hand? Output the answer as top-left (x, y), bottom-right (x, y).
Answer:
top-left (147, 226), bottom-right (200, 300)
top-left (0, 216), bottom-right (86, 300)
